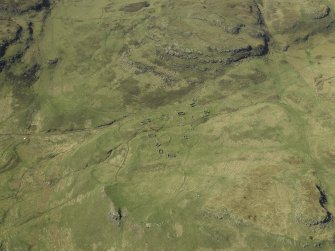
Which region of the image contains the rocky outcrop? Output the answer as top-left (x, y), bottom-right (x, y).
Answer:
top-left (0, 0), bottom-right (50, 14)
top-left (314, 5), bottom-right (330, 20)
top-left (119, 1), bottom-right (150, 12)
top-left (127, 0), bottom-right (272, 79)
top-left (163, 38), bottom-right (269, 68)
top-left (0, 21), bottom-right (22, 57)
top-left (0, 21), bottom-right (23, 71)
top-left (313, 185), bottom-right (333, 225)
top-left (0, 0), bottom-right (51, 72)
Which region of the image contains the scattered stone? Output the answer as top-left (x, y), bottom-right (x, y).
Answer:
top-left (204, 110), bottom-right (210, 117)
top-left (282, 45), bottom-right (289, 52)
top-left (178, 112), bottom-right (186, 116)
top-left (168, 153), bottom-right (176, 158)
top-left (141, 118), bottom-right (152, 125)
top-left (47, 58), bottom-right (58, 66)
top-left (148, 133), bottom-right (156, 138)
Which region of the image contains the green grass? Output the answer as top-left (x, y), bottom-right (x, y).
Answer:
top-left (1, 0), bottom-right (335, 250)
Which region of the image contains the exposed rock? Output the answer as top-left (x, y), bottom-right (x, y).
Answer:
top-left (109, 208), bottom-right (123, 225)
top-left (128, 0), bottom-right (271, 79)
top-left (168, 153), bottom-right (176, 158)
top-left (47, 58), bottom-right (58, 66)
top-left (7, 64), bottom-right (40, 87)
top-left (314, 5), bottom-right (330, 20)
top-left (313, 185), bottom-right (333, 225)
top-left (0, 20), bottom-right (22, 58)
top-left (119, 1), bottom-right (150, 12)
top-left (0, 1), bottom-right (51, 73)
top-left (0, 0), bottom-right (50, 14)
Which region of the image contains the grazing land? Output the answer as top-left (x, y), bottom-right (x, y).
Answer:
top-left (1, 0), bottom-right (335, 250)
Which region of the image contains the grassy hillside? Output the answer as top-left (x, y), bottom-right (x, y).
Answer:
top-left (1, 0), bottom-right (335, 250)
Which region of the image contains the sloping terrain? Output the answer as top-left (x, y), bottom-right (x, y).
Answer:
top-left (1, 0), bottom-right (335, 250)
